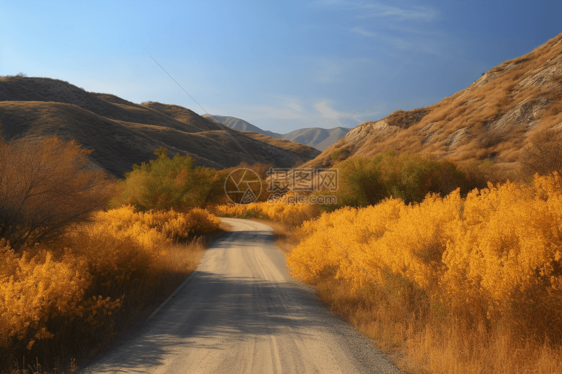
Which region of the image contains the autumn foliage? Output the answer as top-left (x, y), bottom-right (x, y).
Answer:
top-left (0, 205), bottom-right (220, 370)
top-left (213, 194), bottom-right (319, 227)
top-left (287, 173), bottom-right (562, 372)
top-left (0, 137), bottom-right (222, 371)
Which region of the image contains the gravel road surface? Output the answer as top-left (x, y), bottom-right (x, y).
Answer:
top-left (81, 218), bottom-right (400, 374)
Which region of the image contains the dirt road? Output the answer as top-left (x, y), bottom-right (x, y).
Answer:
top-left (81, 218), bottom-right (399, 374)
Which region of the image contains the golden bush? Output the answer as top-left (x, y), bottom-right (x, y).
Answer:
top-left (0, 240), bottom-right (90, 347)
top-left (287, 173), bottom-right (562, 344)
top-left (0, 206), bottom-right (220, 368)
top-left (213, 196), bottom-right (319, 227)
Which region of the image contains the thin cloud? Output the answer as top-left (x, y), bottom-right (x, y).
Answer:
top-left (313, 57), bottom-right (345, 83)
top-left (358, 3), bottom-right (437, 22)
top-left (350, 26), bottom-right (377, 38)
top-left (308, 55), bottom-right (377, 84)
top-left (314, 1), bottom-right (438, 22)
top-left (216, 97), bottom-right (381, 133)
top-left (315, 101), bottom-right (351, 124)
top-left (288, 102), bottom-right (303, 112)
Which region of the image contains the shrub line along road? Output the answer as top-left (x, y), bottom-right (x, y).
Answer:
top-left (81, 218), bottom-right (400, 374)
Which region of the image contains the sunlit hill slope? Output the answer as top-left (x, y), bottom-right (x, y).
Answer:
top-left (308, 33), bottom-right (562, 170)
top-left (0, 78), bottom-right (320, 177)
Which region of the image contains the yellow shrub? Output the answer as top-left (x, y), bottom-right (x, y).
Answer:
top-left (288, 173), bottom-right (562, 344)
top-left (0, 205), bottom-right (221, 364)
top-left (213, 195), bottom-right (318, 226)
top-left (0, 240), bottom-right (90, 347)
top-left (96, 205), bottom-right (221, 241)
top-left (213, 203), bottom-right (259, 217)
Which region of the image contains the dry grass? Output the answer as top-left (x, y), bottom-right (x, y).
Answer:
top-left (519, 128), bottom-right (562, 177)
top-left (385, 108), bottom-right (430, 129)
top-left (9, 357), bottom-right (78, 374)
top-left (0, 77), bottom-right (319, 177)
top-left (307, 33), bottom-right (562, 173)
top-left (314, 277), bottom-right (562, 374)
top-left (149, 237), bottom-right (208, 301)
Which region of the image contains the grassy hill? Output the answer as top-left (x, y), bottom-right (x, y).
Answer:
top-left (306, 33), bottom-right (562, 171)
top-left (0, 77), bottom-right (320, 177)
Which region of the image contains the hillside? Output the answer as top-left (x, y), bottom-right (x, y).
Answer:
top-left (204, 114), bottom-right (281, 138)
top-left (285, 127), bottom-right (350, 151)
top-left (205, 114), bottom-right (350, 151)
top-left (306, 33), bottom-right (562, 170)
top-left (0, 77), bottom-right (320, 177)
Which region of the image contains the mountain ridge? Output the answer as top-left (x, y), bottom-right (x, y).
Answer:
top-left (204, 114), bottom-right (351, 151)
top-left (0, 77), bottom-right (320, 177)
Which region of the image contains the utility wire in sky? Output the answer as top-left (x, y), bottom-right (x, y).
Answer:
top-left (145, 52), bottom-right (256, 162)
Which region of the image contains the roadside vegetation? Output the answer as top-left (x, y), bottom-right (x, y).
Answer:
top-left (287, 174), bottom-right (562, 373)
top-left (0, 138), bottom-right (223, 372)
top-left (4, 126), bottom-right (562, 373)
top-left (216, 144), bottom-right (562, 373)
top-left (213, 194), bottom-right (319, 227)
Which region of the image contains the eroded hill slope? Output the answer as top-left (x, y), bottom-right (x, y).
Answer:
top-left (308, 33), bottom-right (562, 169)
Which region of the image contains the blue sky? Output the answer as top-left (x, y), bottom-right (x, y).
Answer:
top-left (1, 1), bottom-right (561, 133)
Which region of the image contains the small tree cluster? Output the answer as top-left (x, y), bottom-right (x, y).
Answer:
top-left (330, 150), bottom-right (471, 209)
top-left (111, 148), bottom-right (223, 211)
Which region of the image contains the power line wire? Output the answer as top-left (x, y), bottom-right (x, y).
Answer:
top-left (145, 52), bottom-right (256, 162)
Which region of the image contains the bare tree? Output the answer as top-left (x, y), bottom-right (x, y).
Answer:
top-left (0, 137), bottom-right (113, 251)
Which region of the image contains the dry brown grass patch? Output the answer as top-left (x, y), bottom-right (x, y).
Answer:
top-left (312, 275), bottom-right (562, 374)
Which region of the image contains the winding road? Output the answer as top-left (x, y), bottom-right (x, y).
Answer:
top-left (81, 218), bottom-right (399, 374)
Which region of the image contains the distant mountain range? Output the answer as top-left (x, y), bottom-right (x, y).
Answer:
top-left (203, 114), bottom-right (350, 151)
top-left (0, 78), bottom-right (320, 177)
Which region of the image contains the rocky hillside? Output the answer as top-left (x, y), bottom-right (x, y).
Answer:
top-left (0, 77), bottom-right (320, 177)
top-left (205, 114), bottom-right (350, 151)
top-left (307, 33), bottom-right (562, 170)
